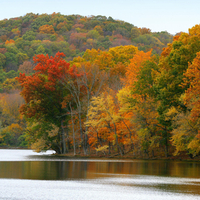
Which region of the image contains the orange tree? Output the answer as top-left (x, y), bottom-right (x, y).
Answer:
top-left (16, 52), bottom-right (81, 154)
top-left (118, 50), bottom-right (163, 157)
top-left (184, 52), bottom-right (200, 122)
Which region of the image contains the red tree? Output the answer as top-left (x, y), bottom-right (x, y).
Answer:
top-left (16, 52), bottom-right (81, 154)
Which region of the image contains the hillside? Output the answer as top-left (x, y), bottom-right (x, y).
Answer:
top-left (4, 13), bottom-right (199, 160)
top-left (0, 13), bottom-right (173, 73)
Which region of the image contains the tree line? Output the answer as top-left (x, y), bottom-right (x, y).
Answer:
top-left (0, 13), bottom-right (172, 74)
top-left (0, 15), bottom-right (200, 159)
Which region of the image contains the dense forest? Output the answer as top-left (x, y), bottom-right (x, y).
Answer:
top-left (0, 12), bottom-right (173, 72)
top-left (0, 13), bottom-right (200, 159)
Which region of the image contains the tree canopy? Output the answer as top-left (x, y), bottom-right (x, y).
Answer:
top-left (1, 13), bottom-right (200, 160)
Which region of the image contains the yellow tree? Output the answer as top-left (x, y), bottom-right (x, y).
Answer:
top-left (70, 46), bottom-right (139, 155)
top-left (0, 91), bottom-right (26, 147)
top-left (86, 92), bottom-right (123, 155)
top-left (108, 45), bottom-right (138, 66)
top-left (117, 87), bottom-right (136, 152)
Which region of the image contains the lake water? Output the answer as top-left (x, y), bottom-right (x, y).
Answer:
top-left (1, 149), bottom-right (200, 200)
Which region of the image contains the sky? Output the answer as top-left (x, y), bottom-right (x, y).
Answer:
top-left (0, 0), bottom-right (200, 34)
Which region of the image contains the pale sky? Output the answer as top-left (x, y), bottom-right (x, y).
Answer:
top-left (0, 0), bottom-right (199, 34)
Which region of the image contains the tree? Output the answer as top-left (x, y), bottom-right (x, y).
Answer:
top-left (18, 61), bottom-right (34, 75)
top-left (16, 52), bottom-right (81, 154)
top-left (2, 78), bottom-right (21, 92)
top-left (184, 52), bottom-right (200, 121)
top-left (139, 27), bottom-right (151, 35)
top-left (170, 107), bottom-right (200, 157)
top-left (22, 31), bottom-right (36, 41)
top-left (5, 39), bottom-right (15, 45)
top-left (87, 30), bottom-right (100, 39)
top-left (171, 52), bottom-right (200, 157)
top-left (86, 92), bottom-right (123, 156)
top-left (94, 25), bottom-right (103, 35)
top-left (16, 53), bottom-right (29, 65)
top-left (131, 27), bottom-right (140, 39)
top-left (108, 45), bottom-right (138, 66)
top-left (0, 53), bottom-right (6, 67)
top-left (0, 91), bottom-right (24, 126)
top-left (69, 32), bottom-right (87, 48)
top-left (39, 25), bottom-right (55, 34)
top-left (124, 50), bottom-right (152, 87)
top-left (66, 62), bottom-right (107, 155)
top-left (36, 45), bottom-right (46, 54)
top-left (120, 51), bottom-right (163, 157)
top-left (0, 91), bottom-right (26, 147)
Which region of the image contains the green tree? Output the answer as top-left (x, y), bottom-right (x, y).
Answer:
top-left (154, 25), bottom-right (200, 156)
top-left (87, 30), bottom-right (100, 39)
top-left (16, 53), bottom-right (29, 65)
top-left (131, 27), bottom-right (140, 39)
top-left (22, 31), bottom-right (36, 41)
top-left (0, 53), bottom-right (6, 67)
top-left (36, 45), bottom-right (46, 54)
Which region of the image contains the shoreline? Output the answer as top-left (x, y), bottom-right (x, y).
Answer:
top-left (1, 147), bottom-right (200, 162)
top-left (51, 152), bottom-right (200, 162)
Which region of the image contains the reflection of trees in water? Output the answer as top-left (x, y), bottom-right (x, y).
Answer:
top-left (1, 160), bottom-right (200, 180)
top-left (56, 161), bottom-right (88, 179)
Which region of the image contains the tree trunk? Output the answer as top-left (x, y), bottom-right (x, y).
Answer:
top-left (66, 128), bottom-right (70, 152)
top-left (165, 145), bottom-right (168, 158)
top-left (152, 150), bottom-right (154, 158)
top-left (61, 120), bottom-right (66, 154)
top-left (164, 127), bottom-right (169, 157)
top-left (113, 123), bottom-right (123, 156)
top-left (78, 110), bottom-right (87, 155)
top-left (122, 119), bottom-right (134, 153)
top-left (70, 103), bottom-right (76, 156)
top-left (108, 142), bottom-right (111, 155)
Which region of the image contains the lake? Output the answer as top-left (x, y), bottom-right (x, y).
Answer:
top-left (1, 149), bottom-right (200, 200)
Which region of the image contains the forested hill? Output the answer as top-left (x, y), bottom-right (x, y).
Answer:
top-left (0, 13), bottom-right (173, 73)
top-left (5, 12), bottom-right (199, 159)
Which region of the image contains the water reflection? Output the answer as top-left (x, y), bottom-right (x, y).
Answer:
top-left (1, 150), bottom-right (200, 198)
top-left (1, 160), bottom-right (200, 180)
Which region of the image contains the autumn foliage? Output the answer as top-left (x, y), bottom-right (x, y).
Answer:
top-left (1, 16), bottom-right (200, 159)
top-left (16, 52), bottom-right (81, 153)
